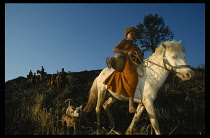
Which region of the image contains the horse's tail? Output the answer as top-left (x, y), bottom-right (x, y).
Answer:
top-left (83, 77), bottom-right (98, 113)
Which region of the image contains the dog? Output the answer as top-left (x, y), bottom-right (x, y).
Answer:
top-left (61, 105), bottom-right (83, 135)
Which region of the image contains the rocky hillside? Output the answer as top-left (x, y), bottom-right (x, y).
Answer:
top-left (5, 68), bottom-right (205, 135)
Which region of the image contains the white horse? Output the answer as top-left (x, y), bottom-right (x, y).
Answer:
top-left (83, 40), bottom-right (193, 135)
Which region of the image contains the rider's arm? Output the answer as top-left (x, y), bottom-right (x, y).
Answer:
top-left (113, 39), bottom-right (133, 55)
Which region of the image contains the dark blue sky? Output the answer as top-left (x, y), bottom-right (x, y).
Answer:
top-left (5, 3), bottom-right (205, 82)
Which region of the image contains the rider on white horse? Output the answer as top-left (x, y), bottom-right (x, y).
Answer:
top-left (104, 27), bottom-right (144, 113)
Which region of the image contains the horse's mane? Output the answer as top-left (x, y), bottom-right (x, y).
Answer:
top-left (147, 40), bottom-right (185, 60)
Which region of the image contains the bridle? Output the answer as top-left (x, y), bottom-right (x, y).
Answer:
top-left (145, 49), bottom-right (191, 75)
top-left (162, 49), bottom-right (191, 74)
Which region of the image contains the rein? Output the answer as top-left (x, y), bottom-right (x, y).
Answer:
top-left (130, 50), bottom-right (192, 77)
top-left (129, 51), bottom-right (145, 78)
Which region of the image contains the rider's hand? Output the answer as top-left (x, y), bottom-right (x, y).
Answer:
top-left (127, 50), bottom-right (134, 55)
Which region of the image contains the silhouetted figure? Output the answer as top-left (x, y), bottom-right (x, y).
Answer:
top-left (27, 70), bottom-right (33, 79)
top-left (29, 70), bottom-right (33, 77)
top-left (27, 70), bottom-right (33, 84)
top-left (33, 73), bottom-right (38, 84)
top-left (60, 68), bottom-right (67, 87)
top-left (40, 66), bottom-right (45, 81)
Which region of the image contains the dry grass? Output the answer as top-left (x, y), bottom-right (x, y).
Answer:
top-left (5, 68), bottom-right (205, 135)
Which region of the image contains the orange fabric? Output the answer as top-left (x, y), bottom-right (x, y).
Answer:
top-left (103, 41), bottom-right (141, 97)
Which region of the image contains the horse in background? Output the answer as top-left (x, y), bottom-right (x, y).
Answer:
top-left (83, 40), bottom-right (193, 135)
top-left (36, 70), bottom-right (48, 81)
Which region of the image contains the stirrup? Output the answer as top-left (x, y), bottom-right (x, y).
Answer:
top-left (106, 57), bottom-right (112, 68)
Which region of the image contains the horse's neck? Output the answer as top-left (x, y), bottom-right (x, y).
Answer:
top-left (145, 53), bottom-right (169, 86)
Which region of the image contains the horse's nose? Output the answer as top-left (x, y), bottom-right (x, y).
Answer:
top-left (186, 72), bottom-right (192, 80)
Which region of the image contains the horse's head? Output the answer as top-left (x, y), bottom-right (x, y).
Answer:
top-left (161, 40), bottom-right (193, 81)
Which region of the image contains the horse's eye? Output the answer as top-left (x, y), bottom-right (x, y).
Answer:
top-left (171, 56), bottom-right (176, 59)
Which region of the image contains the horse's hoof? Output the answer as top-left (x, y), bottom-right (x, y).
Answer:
top-left (125, 129), bottom-right (133, 135)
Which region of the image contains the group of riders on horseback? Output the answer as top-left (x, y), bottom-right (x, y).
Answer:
top-left (27, 66), bottom-right (68, 87)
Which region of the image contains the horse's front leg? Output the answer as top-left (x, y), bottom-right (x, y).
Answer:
top-left (103, 96), bottom-right (117, 128)
top-left (143, 99), bottom-right (161, 135)
top-left (95, 86), bottom-right (107, 134)
top-left (126, 103), bottom-right (145, 135)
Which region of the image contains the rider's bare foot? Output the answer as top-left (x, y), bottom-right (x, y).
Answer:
top-left (129, 105), bottom-right (136, 113)
top-left (129, 96), bottom-right (136, 113)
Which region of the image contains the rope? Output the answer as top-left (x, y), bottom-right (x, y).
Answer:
top-left (129, 50), bottom-right (171, 77)
top-left (129, 51), bottom-right (145, 78)
top-left (144, 59), bottom-right (166, 70)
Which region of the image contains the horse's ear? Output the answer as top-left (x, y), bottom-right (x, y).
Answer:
top-left (179, 40), bottom-right (182, 44)
top-left (161, 43), bottom-right (167, 49)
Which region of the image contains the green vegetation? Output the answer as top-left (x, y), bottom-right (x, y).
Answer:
top-left (5, 68), bottom-right (205, 135)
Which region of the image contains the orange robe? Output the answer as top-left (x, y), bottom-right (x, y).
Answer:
top-left (103, 41), bottom-right (142, 97)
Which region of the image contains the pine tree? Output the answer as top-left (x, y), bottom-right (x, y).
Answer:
top-left (136, 13), bottom-right (174, 52)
